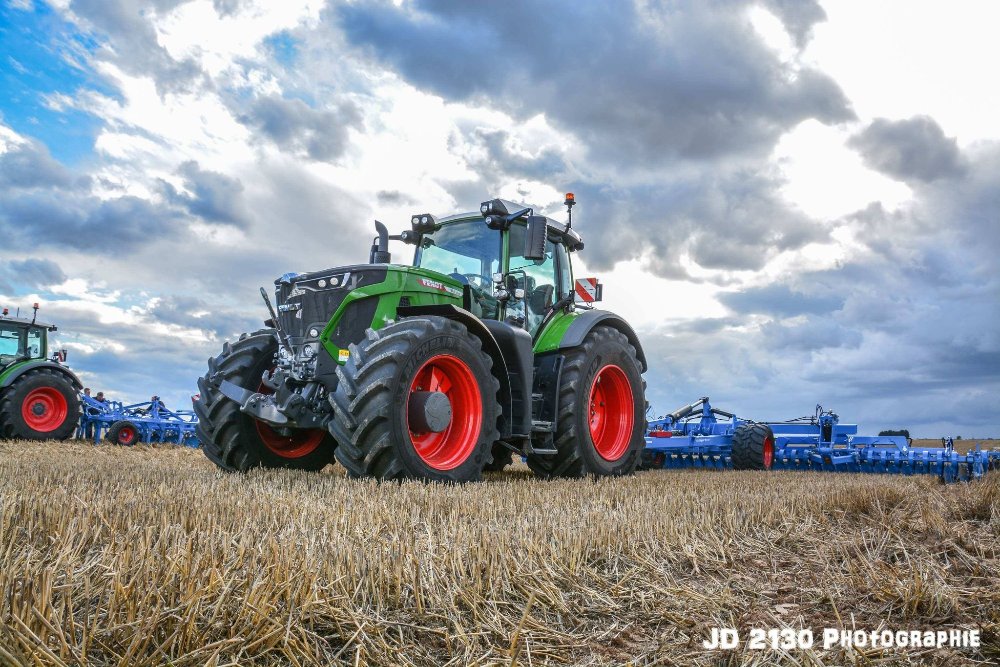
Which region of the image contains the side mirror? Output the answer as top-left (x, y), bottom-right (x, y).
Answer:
top-left (523, 215), bottom-right (547, 260)
top-left (500, 274), bottom-right (526, 301)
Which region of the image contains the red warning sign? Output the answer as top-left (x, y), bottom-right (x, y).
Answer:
top-left (575, 277), bottom-right (601, 302)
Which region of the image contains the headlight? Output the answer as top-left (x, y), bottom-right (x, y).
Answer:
top-left (302, 344), bottom-right (316, 358)
top-left (308, 327), bottom-right (320, 338)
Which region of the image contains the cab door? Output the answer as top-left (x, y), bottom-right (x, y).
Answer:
top-left (504, 223), bottom-right (571, 336)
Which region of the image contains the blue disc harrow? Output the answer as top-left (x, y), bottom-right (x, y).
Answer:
top-left (643, 397), bottom-right (1000, 482)
top-left (77, 395), bottom-right (200, 447)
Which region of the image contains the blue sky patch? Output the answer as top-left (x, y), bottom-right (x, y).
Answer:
top-left (262, 30), bottom-right (298, 68)
top-left (0, 1), bottom-right (113, 165)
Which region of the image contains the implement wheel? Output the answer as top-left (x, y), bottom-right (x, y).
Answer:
top-left (527, 326), bottom-right (646, 478)
top-left (194, 331), bottom-right (337, 472)
top-left (330, 317), bottom-right (501, 482)
top-left (732, 423), bottom-right (775, 470)
top-left (107, 420), bottom-right (141, 446)
top-left (0, 368), bottom-right (80, 440)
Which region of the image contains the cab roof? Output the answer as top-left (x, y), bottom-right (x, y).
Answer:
top-left (438, 199), bottom-right (584, 251)
top-left (0, 315), bottom-right (57, 331)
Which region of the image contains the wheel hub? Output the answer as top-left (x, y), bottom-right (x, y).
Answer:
top-left (587, 364), bottom-right (634, 462)
top-left (407, 354), bottom-right (482, 471)
top-left (20, 387), bottom-right (69, 433)
top-left (407, 391), bottom-right (452, 433)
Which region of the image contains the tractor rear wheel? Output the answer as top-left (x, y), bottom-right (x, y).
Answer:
top-left (330, 317), bottom-right (501, 482)
top-left (732, 423), bottom-right (775, 470)
top-left (194, 331), bottom-right (337, 472)
top-left (107, 420), bottom-right (141, 446)
top-left (0, 368), bottom-right (80, 440)
top-left (527, 326), bottom-right (646, 478)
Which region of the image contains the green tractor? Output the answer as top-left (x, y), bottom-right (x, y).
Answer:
top-left (0, 304), bottom-right (81, 440)
top-left (195, 195), bottom-right (648, 481)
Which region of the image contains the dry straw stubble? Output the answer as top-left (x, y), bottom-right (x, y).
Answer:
top-left (1, 439), bottom-right (997, 666)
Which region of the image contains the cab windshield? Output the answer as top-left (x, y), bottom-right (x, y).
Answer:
top-left (414, 220), bottom-right (501, 318)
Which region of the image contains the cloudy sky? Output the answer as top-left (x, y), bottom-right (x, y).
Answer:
top-left (1, 0), bottom-right (997, 436)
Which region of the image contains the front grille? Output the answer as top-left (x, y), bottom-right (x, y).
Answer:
top-left (275, 265), bottom-right (386, 339)
top-left (329, 299), bottom-right (379, 348)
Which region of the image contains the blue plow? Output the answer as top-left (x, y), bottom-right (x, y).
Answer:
top-left (643, 397), bottom-right (1000, 482)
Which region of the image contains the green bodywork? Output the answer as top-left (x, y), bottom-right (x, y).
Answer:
top-left (0, 359), bottom-right (37, 386)
top-left (318, 265), bottom-right (468, 363)
top-left (316, 215), bottom-right (588, 365)
top-left (532, 309), bottom-right (578, 354)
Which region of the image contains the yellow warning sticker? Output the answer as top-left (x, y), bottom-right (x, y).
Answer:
top-left (338, 349), bottom-right (350, 363)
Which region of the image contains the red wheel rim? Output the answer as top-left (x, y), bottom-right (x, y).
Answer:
top-left (21, 387), bottom-right (68, 433)
top-left (254, 376), bottom-right (325, 459)
top-left (588, 364), bottom-right (634, 462)
top-left (407, 354), bottom-right (482, 471)
top-left (118, 426), bottom-right (137, 445)
top-left (763, 434), bottom-right (774, 469)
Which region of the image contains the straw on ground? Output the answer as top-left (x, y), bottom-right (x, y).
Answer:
top-left (1, 440), bottom-right (997, 666)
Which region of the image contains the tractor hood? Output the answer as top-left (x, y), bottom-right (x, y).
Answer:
top-left (273, 264), bottom-right (466, 348)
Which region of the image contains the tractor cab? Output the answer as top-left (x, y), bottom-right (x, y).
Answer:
top-left (409, 198), bottom-right (584, 336)
top-left (0, 307), bottom-right (61, 370)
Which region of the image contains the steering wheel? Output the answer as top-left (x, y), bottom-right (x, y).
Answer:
top-left (451, 273), bottom-right (490, 291)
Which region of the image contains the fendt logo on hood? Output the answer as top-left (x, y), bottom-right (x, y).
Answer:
top-left (418, 278), bottom-right (463, 297)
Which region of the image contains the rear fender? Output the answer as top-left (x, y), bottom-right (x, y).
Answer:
top-left (0, 360), bottom-right (83, 390)
top-left (556, 309), bottom-right (648, 372)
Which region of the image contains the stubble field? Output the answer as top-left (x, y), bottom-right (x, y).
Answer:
top-left (1, 439), bottom-right (997, 666)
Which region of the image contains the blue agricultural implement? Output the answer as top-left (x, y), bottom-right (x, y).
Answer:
top-left (642, 397), bottom-right (1000, 482)
top-left (78, 395), bottom-right (199, 447)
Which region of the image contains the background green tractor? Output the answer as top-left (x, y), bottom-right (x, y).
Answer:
top-left (195, 195), bottom-right (648, 482)
top-left (0, 304), bottom-right (81, 440)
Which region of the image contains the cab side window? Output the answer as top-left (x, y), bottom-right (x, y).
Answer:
top-left (0, 326), bottom-right (23, 357)
top-left (507, 224), bottom-right (558, 335)
top-left (27, 329), bottom-right (43, 359)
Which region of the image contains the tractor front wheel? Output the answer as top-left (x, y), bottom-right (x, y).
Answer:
top-left (194, 331), bottom-right (337, 472)
top-left (330, 317), bottom-right (501, 482)
top-left (0, 368), bottom-right (80, 440)
top-left (732, 423), bottom-right (775, 470)
top-left (527, 326), bottom-right (646, 478)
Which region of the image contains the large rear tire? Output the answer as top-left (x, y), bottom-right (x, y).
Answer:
top-left (194, 331), bottom-right (337, 472)
top-left (527, 326), bottom-right (646, 478)
top-left (732, 423), bottom-right (775, 470)
top-left (0, 368), bottom-right (80, 440)
top-left (330, 317), bottom-right (501, 482)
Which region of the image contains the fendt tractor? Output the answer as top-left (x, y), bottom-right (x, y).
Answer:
top-left (0, 304), bottom-right (81, 440)
top-left (195, 195), bottom-right (648, 482)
